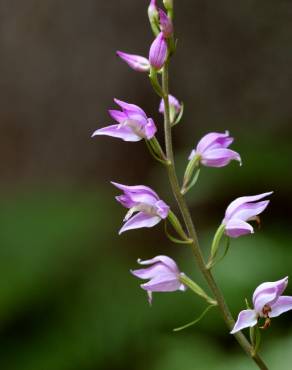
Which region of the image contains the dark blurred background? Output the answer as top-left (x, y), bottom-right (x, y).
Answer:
top-left (1, 1), bottom-right (292, 369)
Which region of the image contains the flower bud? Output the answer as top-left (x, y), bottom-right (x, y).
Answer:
top-left (163, 0), bottom-right (173, 11)
top-left (158, 9), bottom-right (173, 38)
top-left (116, 51), bottom-right (150, 72)
top-left (148, 0), bottom-right (159, 35)
top-left (148, 0), bottom-right (158, 19)
top-left (149, 33), bottom-right (167, 70)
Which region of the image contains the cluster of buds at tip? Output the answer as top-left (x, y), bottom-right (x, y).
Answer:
top-left (131, 255), bottom-right (186, 304)
top-left (231, 277), bottom-right (292, 334)
top-left (92, 99), bottom-right (156, 142)
top-left (111, 182), bottom-right (169, 234)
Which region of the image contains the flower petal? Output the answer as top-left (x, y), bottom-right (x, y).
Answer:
top-left (224, 218), bottom-right (254, 238)
top-left (131, 263), bottom-right (172, 279)
top-left (196, 131), bottom-right (233, 154)
top-left (253, 277), bottom-right (288, 313)
top-left (201, 148), bottom-right (241, 167)
top-left (155, 200), bottom-right (170, 219)
top-left (224, 192), bottom-right (273, 221)
top-left (137, 255), bottom-right (179, 273)
top-left (230, 309), bottom-right (257, 334)
top-left (116, 51), bottom-right (150, 72)
top-left (141, 273), bottom-right (182, 292)
top-left (149, 32), bottom-right (167, 70)
top-left (119, 212), bottom-right (161, 234)
top-left (111, 182), bottom-right (159, 200)
top-left (228, 200), bottom-right (270, 223)
top-left (114, 99), bottom-right (147, 118)
top-left (144, 118), bottom-right (157, 140)
top-left (108, 109), bottom-right (127, 124)
top-left (91, 125), bottom-right (141, 142)
top-left (270, 296), bottom-right (292, 318)
top-left (159, 95), bottom-right (181, 114)
top-left (115, 194), bottom-right (136, 208)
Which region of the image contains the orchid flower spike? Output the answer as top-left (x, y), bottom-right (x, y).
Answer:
top-left (188, 131), bottom-right (242, 168)
top-left (231, 277), bottom-right (292, 334)
top-left (159, 94), bottom-right (181, 122)
top-left (111, 182), bottom-right (170, 234)
top-left (131, 255), bottom-right (186, 304)
top-left (149, 32), bottom-right (168, 70)
top-left (222, 192), bottom-right (273, 238)
top-left (116, 51), bottom-right (150, 73)
top-left (158, 9), bottom-right (173, 38)
top-left (92, 99), bottom-right (157, 142)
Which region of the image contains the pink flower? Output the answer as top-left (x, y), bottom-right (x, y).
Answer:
top-left (188, 131), bottom-right (241, 168)
top-left (92, 99), bottom-right (156, 142)
top-left (111, 182), bottom-right (170, 234)
top-left (131, 255), bottom-right (186, 304)
top-left (116, 51), bottom-right (150, 72)
top-left (231, 277), bottom-right (292, 333)
top-left (223, 192), bottom-right (273, 238)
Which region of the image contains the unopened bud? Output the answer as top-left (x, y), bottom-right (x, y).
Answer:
top-left (149, 33), bottom-right (167, 70)
top-left (158, 9), bottom-right (173, 38)
top-left (116, 51), bottom-right (150, 72)
top-left (163, 0), bottom-right (173, 11)
top-left (148, 0), bottom-right (159, 35)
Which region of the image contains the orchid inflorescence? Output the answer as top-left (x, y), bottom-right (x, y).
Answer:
top-left (92, 1), bottom-right (290, 369)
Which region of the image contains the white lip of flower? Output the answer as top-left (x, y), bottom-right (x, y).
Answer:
top-left (124, 204), bottom-right (159, 221)
top-left (118, 119), bottom-right (147, 138)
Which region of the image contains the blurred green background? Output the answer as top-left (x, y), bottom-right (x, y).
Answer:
top-left (1, 1), bottom-right (292, 369)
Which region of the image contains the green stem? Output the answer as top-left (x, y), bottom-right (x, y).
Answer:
top-left (161, 62), bottom-right (268, 370)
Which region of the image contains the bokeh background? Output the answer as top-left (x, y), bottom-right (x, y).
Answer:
top-left (1, 1), bottom-right (292, 369)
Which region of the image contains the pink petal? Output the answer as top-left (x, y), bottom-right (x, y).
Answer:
top-left (141, 274), bottom-right (182, 292)
top-left (253, 277), bottom-right (288, 313)
top-left (108, 109), bottom-right (127, 124)
top-left (119, 212), bottom-right (161, 234)
top-left (155, 200), bottom-right (170, 219)
top-left (137, 255), bottom-right (179, 273)
top-left (159, 95), bottom-right (181, 114)
top-left (131, 263), bottom-right (172, 279)
top-left (270, 296), bottom-right (292, 318)
top-left (144, 118), bottom-right (157, 140)
top-left (91, 125), bottom-right (141, 142)
top-left (230, 309), bottom-right (257, 334)
top-left (225, 192), bottom-right (273, 221)
top-left (114, 99), bottom-right (147, 118)
top-left (149, 32), bottom-right (167, 70)
top-left (111, 182), bottom-right (159, 200)
top-left (229, 200), bottom-right (270, 222)
top-left (224, 218), bottom-right (254, 238)
top-left (116, 51), bottom-right (150, 72)
top-left (196, 131), bottom-right (233, 153)
top-left (201, 148), bottom-right (241, 167)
